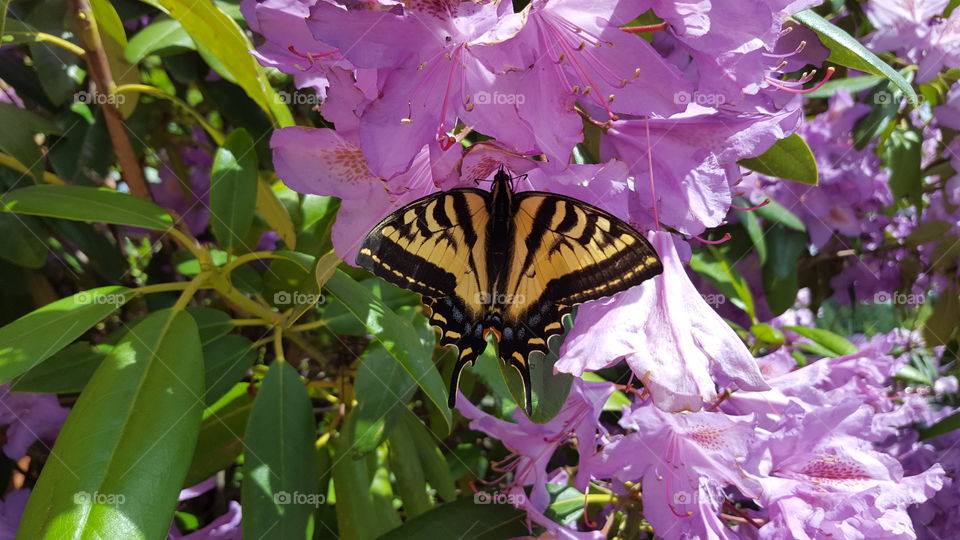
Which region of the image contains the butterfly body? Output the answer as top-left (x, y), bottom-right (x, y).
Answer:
top-left (357, 168), bottom-right (663, 414)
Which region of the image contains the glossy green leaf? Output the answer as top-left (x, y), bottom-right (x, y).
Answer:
top-left (90, 0), bottom-right (139, 117)
top-left (805, 74), bottom-right (884, 99)
top-left (762, 225), bottom-right (807, 316)
top-left (793, 10), bottom-right (919, 107)
top-left (10, 342), bottom-right (107, 394)
top-left (125, 17), bottom-right (195, 63)
top-left (738, 133), bottom-right (819, 186)
top-left (783, 326), bottom-right (858, 357)
top-left (138, 0), bottom-right (294, 126)
top-left (0, 286), bottom-right (130, 383)
top-left (923, 286), bottom-right (959, 347)
top-left (377, 497), bottom-right (527, 540)
top-left (242, 361), bottom-right (318, 540)
top-left (387, 417), bottom-right (432, 518)
top-left (325, 270), bottom-right (452, 432)
top-left (211, 129), bottom-right (259, 252)
top-left (735, 204), bottom-right (767, 264)
top-left (202, 335), bottom-right (256, 406)
top-left (17, 309), bottom-right (204, 540)
top-left (0, 185), bottom-right (174, 230)
top-left (184, 383), bottom-right (253, 486)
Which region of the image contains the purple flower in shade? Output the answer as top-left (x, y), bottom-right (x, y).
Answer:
top-left (589, 402), bottom-right (761, 539)
top-left (270, 124), bottom-right (462, 263)
top-left (558, 231), bottom-right (768, 412)
top-left (456, 379), bottom-right (613, 512)
top-left (0, 385), bottom-right (69, 460)
top-left (0, 83), bottom-right (23, 107)
top-left (936, 82), bottom-right (960, 131)
top-left (168, 501), bottom-right (242, 540)
top-left (150, 144), bottom-right (213, 237)
top-left (241, 0), bottom-right (355, 98)
top-left (0, 489), bottom-right (29, 540)
top-left (747, 401), bottom-right (945, 540)
top-left (601, 105), bottom-right (802, 234)
top-left (305, 0), bottom-right (531, 178)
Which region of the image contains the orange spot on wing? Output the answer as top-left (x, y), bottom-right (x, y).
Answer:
top-left (482, 327), bottom-right (502, 343)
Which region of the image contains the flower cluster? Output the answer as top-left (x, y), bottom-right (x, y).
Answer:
top-left (463, 329), bottom-right (949, 538)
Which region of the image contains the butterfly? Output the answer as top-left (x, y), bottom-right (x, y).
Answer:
top-left (357, 167), bottom-right (663, 414)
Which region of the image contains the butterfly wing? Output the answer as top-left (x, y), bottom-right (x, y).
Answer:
top-left (356, 189), bottom-right (493, 407)
top-left (497, 192), bottom-right (664, 396)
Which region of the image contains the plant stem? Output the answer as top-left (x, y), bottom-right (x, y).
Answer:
top-left (67, 0), bottom-right (150, 199)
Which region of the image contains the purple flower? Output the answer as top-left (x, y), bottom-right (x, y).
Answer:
top-left (0, 384), bottom-right (69, 460)
top-left (601, 105), bottom-right (801, 234)
top-left (150, 141), bottom-right (213, 237)
top-left (865, 0), bottom-right (959, 82)
top-left (270, 124), bottom-right (462, 263)
top-left (0, 489), bottom-right (29, 540)
top-left (168, 501), bottom-right (241, 540)
top-left (241, 0), bottom-right (353, 98)
top-left (456, 379), bottom-right (612, 511)
top-left (306, 0), bottom-right (530, 177)
top-left (559, 231), bottom-right (768, 412)
top-left (590, 402), bottom-right (760, 539)
top-left (748, 402), bottom-right (945, 539)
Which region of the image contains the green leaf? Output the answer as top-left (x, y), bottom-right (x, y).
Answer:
top-left (919, 411), bottom-right (960, 441)
top-left (0, 185), bottom-right (174, 230)
top-left (210, 129), bottom-right (259, 252)
top-left (139, 0), bottom-right (294, 126)
top-left (377, 497), bottom-right (528, 540)
top-left (331, 429), bottom-right (392, 540)
top-left (17, 309), bottom-right (204, 540)
top-left (783, 326), bottom-right (858, 357)
top-left (186, 306), bottom-right (234, 345)
top-left (793, 10), bottom-right (919, 107)
top-left (923, 286), bottom-right (959, 347)
top-left (347, 342), bottom-right (418, 455)
top-left (257, 175), bottom-right (297, 249)
top-left (387, 414), bottom-right (433, 518)
top-left (184, 383), bottom-right (253, 487)
top-left (0, 213), bottom-right (48, 269)
top-left (738, 133), bottom-right (819, 186)
top-left (242, 361), bottom-right (318, 540)
top-left (0, 102), bottom-right (62, 182)
top-left (735, 204), bottom-right (767, 264)
top-left (125, 16), bottom-right (196, 63)
top-left (762, 225), bottom-right (807, 316)
top-left (90, 0), bottom-right (139, 117)
top-left (0, 286), bottom-right (130, 383)
top-left (10, 342), bottom-right (107, 394)
top-left (202, 335), bottom-right (256, 406)
top-left (754, 198), bottom-right (806, 232)
top-left (804, 74), bottom-right (884, 99)
top-left (751, 323), bottom-right (785, 346)
top-left (395, 406), bottom-right (456, 502)
top-left (325, 270), bottom-right (452, 432)
top-left (885, 124), bottom-right (923, 207)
